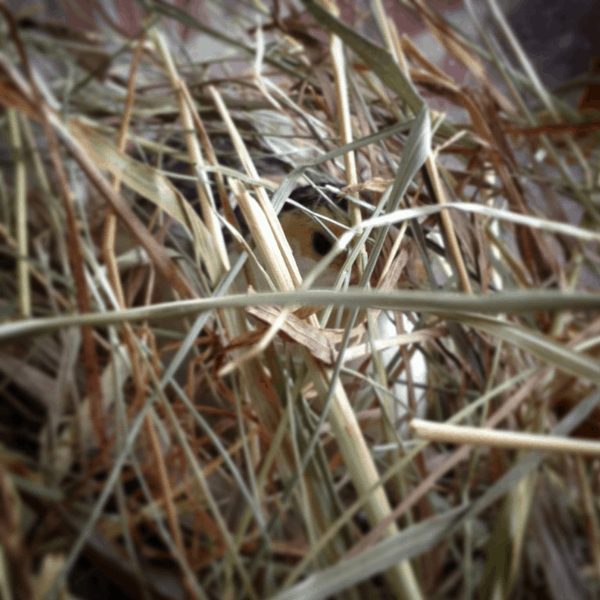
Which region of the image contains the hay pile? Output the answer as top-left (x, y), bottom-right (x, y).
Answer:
top-left (0, 1), bottom-right (599, 599)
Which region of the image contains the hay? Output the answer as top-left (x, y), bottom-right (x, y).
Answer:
top-left (0, 1), bottom-right (599, 598)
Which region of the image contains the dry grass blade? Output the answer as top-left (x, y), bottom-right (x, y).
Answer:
top-left (1, 289), bottom-right (599, 341)
top-left (411, 419), bottom-right (600, 456)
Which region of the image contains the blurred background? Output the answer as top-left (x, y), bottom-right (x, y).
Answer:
top-left (7, 0), bottom-right (600, 94)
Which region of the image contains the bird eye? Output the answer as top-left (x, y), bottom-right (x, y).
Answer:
top-left (311, 230), bottom-right (333, 257)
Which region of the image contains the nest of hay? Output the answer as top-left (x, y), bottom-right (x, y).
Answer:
top-left (0, 1), bottom-right (599, 599)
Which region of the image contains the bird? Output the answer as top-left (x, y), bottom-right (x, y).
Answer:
top-left (113, 135), bottom-right (430, 433)
top-left (275, 182), bottom-right (429, 432)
